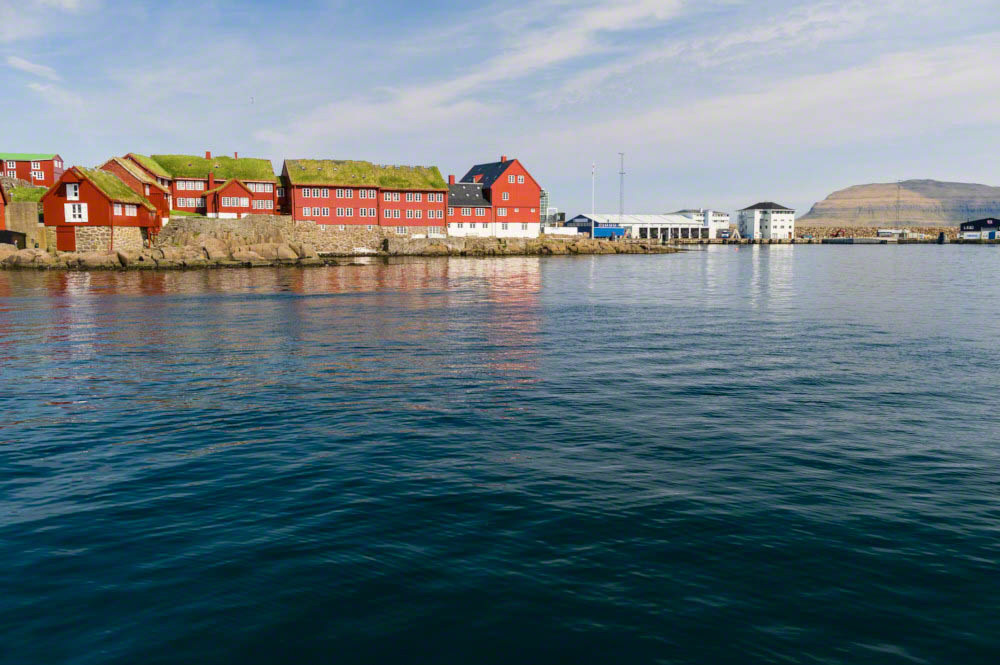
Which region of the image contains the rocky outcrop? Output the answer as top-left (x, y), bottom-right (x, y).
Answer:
top-left (383, 236), bottom-right (677, 256)
top-left (800, 180), bottom-right (1000, 226)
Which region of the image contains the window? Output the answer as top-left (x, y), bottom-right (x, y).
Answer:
top-left (125, 204), bottom-right (137, 217)
top-left (448, 207), bottom-right (454, 216)
top-left (5, 171), bottom-right (14, 178)
top-left (406, 209), bottom-right (414, 219)
top-left (461, 207), bottom-right (471, 216)
top-left (67, 183), bottom-right (79, 201)
top-left (521, 223), bottom-right (528, 230)
top-left (303, 207), bottom-right (312, 216)
top-left (482, 223), bottom-right (488, 228)
top-left (501, 223), bottom-right (508, 230)
top-left (502, 192), bottom-right (509, 201)
top-left (406, 192), bottom-right (414, 202)
top-left (303, 188), bottom-right (312, 198)
top-left (145, 185), bottom-right (150, 195)
top-left (415, 210), bottom-right (422, 219)
top-left (252, 200), bottom-right (274, 210)
top-left (344, 208), bottom-right (353, 217)
top-left (31, 161), bottom-right (40, 169)
top-left (457, 223), bottom-right (463, 229)
top-left (384, 192), bottom-right (391, 202)
top-left (508, 175), bottom-right (516, 183)
top-left (393, 192), bottom-right (400, 201)
top-left (55, 160), bottom-right (62, 168)
top-left (517, 175), bottom-right (525, 184)
top-left (277, 187), bottom-right (285, 197)
top-left (336, 207), bottom-right (343, 216)
top-left (114, 203), bottom-right (123, 216)
top-left (178, 180), bottom-right (204, 191)
top-left (5, 161), bottom-right (14, 169)
top-left (368, 208), bottom-right (375, 217)
top-left (393, 209), bottom-right (400, 219)
top-left (31, 171), bottom-right (44, 180)
top-left (414, 193), bottom-right (422, 202)
top-left (366, 225), bottom-right (374, 231)
top-left (476, 208), bottom-right (485, 217)
top-left (396, 226), bottom-right (406, 234)
top-left (322, 207), bottom-right (330, 216)
top-left (384, 209), bottom-right (392, 219)
top-left (338, 225), bottom-right (346, 231)
top-left (497, 208), bottom-right (507, 217)
top-left (65, 202), bottom-right (87, 222)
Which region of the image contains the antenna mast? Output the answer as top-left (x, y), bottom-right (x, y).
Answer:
top-left (618, 153), bottom-right (625, 228)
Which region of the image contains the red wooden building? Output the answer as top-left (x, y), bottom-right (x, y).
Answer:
top-left (282, 159), bottom-right (448, 234)
top-left (41, 167), bottom-right (160, 253)
top-left (122, 152), bottom-right (278, 216)
top-left (460, 155), bottom-right (542, 225)
top-left (204, 176), bottom-right (254, 218)
top-left (446, 176), bottom-right (495, 236)
top-left (100, 157), bottom-right (171, 225)
top-left (1, 153), bottom-right (65, 187)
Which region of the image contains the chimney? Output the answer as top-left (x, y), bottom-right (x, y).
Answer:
top-left (448, 175), bottom-right (455, 185)
top-left (234, 151), bottom-right (238, 159)
top-left (208, 171), bottom-right (216, 189)
top-left (205, 150), bottom-right (212, 159)
top-left (501, 155), bottom-right (507, 162)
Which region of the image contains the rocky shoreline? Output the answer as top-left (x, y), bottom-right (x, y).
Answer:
top-left (0, 237), bottom-right (676, 271)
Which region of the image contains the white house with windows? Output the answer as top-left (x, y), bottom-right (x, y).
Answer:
top-left (737, 202), bottom-right (796, 240)
top-left (671, 209), bottom-right (731, 237)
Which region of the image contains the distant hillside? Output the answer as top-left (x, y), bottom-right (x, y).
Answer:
top-left (800, 179), bottom-right (1000, 227)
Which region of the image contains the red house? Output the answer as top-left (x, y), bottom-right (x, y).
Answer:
top-left (282, 159), bottom-right (448, 235)
top-left (446, 176), bottom-right (495, 237)
top-left (1, 153), bottom-right (65, 187)
top-left (204, 176), bottom-right (254, 218)
top-left (459, 155), bottom-right (542, 237)
top-left (100, 157), bottom-right (171, 225)
top-left (42, 167), bottom-right (159, 253)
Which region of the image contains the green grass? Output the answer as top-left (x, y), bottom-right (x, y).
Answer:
top-left (127, 154), bottom-right (172, 179)
top-left (169, 210), bottom-right (202, 217)
top-left (0, 152), bottom-right (58, 161)
top-left (151, 154), bottom-right (277, 181)
top-left (76, 167), bottom-right (155, 210)
top-left (284, 159), bottom-right (446, 189)
top-left (9, 186), bottom-right (46, 202)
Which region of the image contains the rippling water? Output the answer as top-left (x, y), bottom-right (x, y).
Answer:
top-left (2, 246), bottom-right (999, 664)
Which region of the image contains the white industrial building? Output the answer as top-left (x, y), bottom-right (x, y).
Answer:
top-left (737, 202), bottom-right (796, 240)
top-left (566, 213), bottom-right (722, 240)
top-left (671, 209), bottom-right (731, 237)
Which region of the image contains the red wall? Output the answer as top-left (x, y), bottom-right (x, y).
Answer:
top-left (379, 189), bottom-right (447, 228)
top-left (207, 180), bottom-right (255, 217)
top-left (170, 178), bottom-right (209, 213)
top-left (290, 185), bottom-right (445, 227)
top-left (100, 161), bottom-right (169, 223)
top-left (485, 160), bottom-right (541, 224)
top-left (42, 170), bottom-right (157, 228)
top-left (448, 204), bottom-right (494, 226)
top-left (0, 193), bottom-right (6, 231)
top-left (2, 156), bottom-right (64, 188)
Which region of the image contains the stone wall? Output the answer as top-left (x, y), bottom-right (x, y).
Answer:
top-left (6, 202), bottom-right (47, 250)
top-left (156, 215), bottom-right (411, 255)
top-left (74, 226), bottom-right (112, 253)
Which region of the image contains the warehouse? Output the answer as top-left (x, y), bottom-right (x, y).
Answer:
top-left (565, 213), bottom-right (714, 240)
top-left (959, 218), bottom-right (1000, 240)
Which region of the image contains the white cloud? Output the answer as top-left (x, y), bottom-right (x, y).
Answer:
top-left (27, 82), bottom-right (84, 107)
top-left (6, 55), bottom-right (60, 80)
top-left (0, 0), bottom-right (92, 42)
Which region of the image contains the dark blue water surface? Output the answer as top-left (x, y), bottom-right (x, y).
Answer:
top-left (2, 246), bottom-right (1000, 664)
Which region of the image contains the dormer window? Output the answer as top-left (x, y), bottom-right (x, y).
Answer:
top-left (67, 183), bottom-right (79, 201)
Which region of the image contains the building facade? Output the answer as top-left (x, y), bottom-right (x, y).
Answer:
top-left (672, 209), bottom-right (731, 237)
top-left (0, 182), bottom-right (8, 231)
top-left (567, 213), bottom-right (716, 240)
top-left (959, 218), bottom-right (1000, 240)
top-left (283, 159), bottom-right (448, 236)
top-left (446, 178), bottom-right (495, 237)
top-left (41, 167), bottom-right (159, 252)
top-left (737, 202), bottom-right (796, 240)
top-left (100, 157), bottom-right (171, 225)
top-left (458, 156), bottom-right (541, 238)
top-left (1, 153), bottom-right (64, 187)
top-left (122, 152), bottom-right (278, 216)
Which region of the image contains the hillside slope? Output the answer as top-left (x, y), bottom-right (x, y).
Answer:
top-left (800, 180), bottom-right (1000, 226)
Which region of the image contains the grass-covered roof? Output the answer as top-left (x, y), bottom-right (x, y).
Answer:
top-left (76, 167), bottom-right (155, 210)
top-left (127, 153), bottom-right (172, 179)
top-left (0, 152), bottom-right (59, 161)
top-left (283, 159), bottom-right (447, 190)
top-left (150, 154), bottom-right (277, 182)
top-left (9, 186), bottom-right (46, 203)
top-left (106, 158), bottom-right (168, 193)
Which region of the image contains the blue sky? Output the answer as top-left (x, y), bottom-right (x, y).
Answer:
top-left (3, 0), bottom-right (1000, 216)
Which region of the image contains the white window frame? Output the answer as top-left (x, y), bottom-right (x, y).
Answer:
top-left (66, 183), bottom-right (80, 201)
top-left (502, 192), bottom-right (509, 201)
top-left (461, 207), bottom-right (471, 216)
top-left (65, 202), bottom-right (88, 222)
top-left (31, 161), bottom-right (41, 170)
top-left (125, 204), bottom-right (138, 217)
top-left (508, 175), bottom-right (516, 183)
top-left (517, 175), bottom-right (525, 184)
top-left (113, 203), bottom-right (123, 216)
top-left (476, 208), bottom-right (485, 217)
top-left (396, 226), bottom-right (406, 234)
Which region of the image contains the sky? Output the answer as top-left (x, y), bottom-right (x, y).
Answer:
top-left (3, 0), bottom-right (1000, 217)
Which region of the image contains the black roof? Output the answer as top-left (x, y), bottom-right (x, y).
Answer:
top-left (961, 218), bottom-right (1000, 229)
top-left (448, 182), bottom-right (491, 208)
top-left (741, 202), bottom-right (794, 211)
top-left (460, 160), bottom-right (513, 189)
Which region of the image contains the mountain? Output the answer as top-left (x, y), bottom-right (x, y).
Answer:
top-left (799, 179), bottom-right (1000, 227)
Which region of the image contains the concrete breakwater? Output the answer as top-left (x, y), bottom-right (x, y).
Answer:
top-left (0, 215), bottom-right (675, 270)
